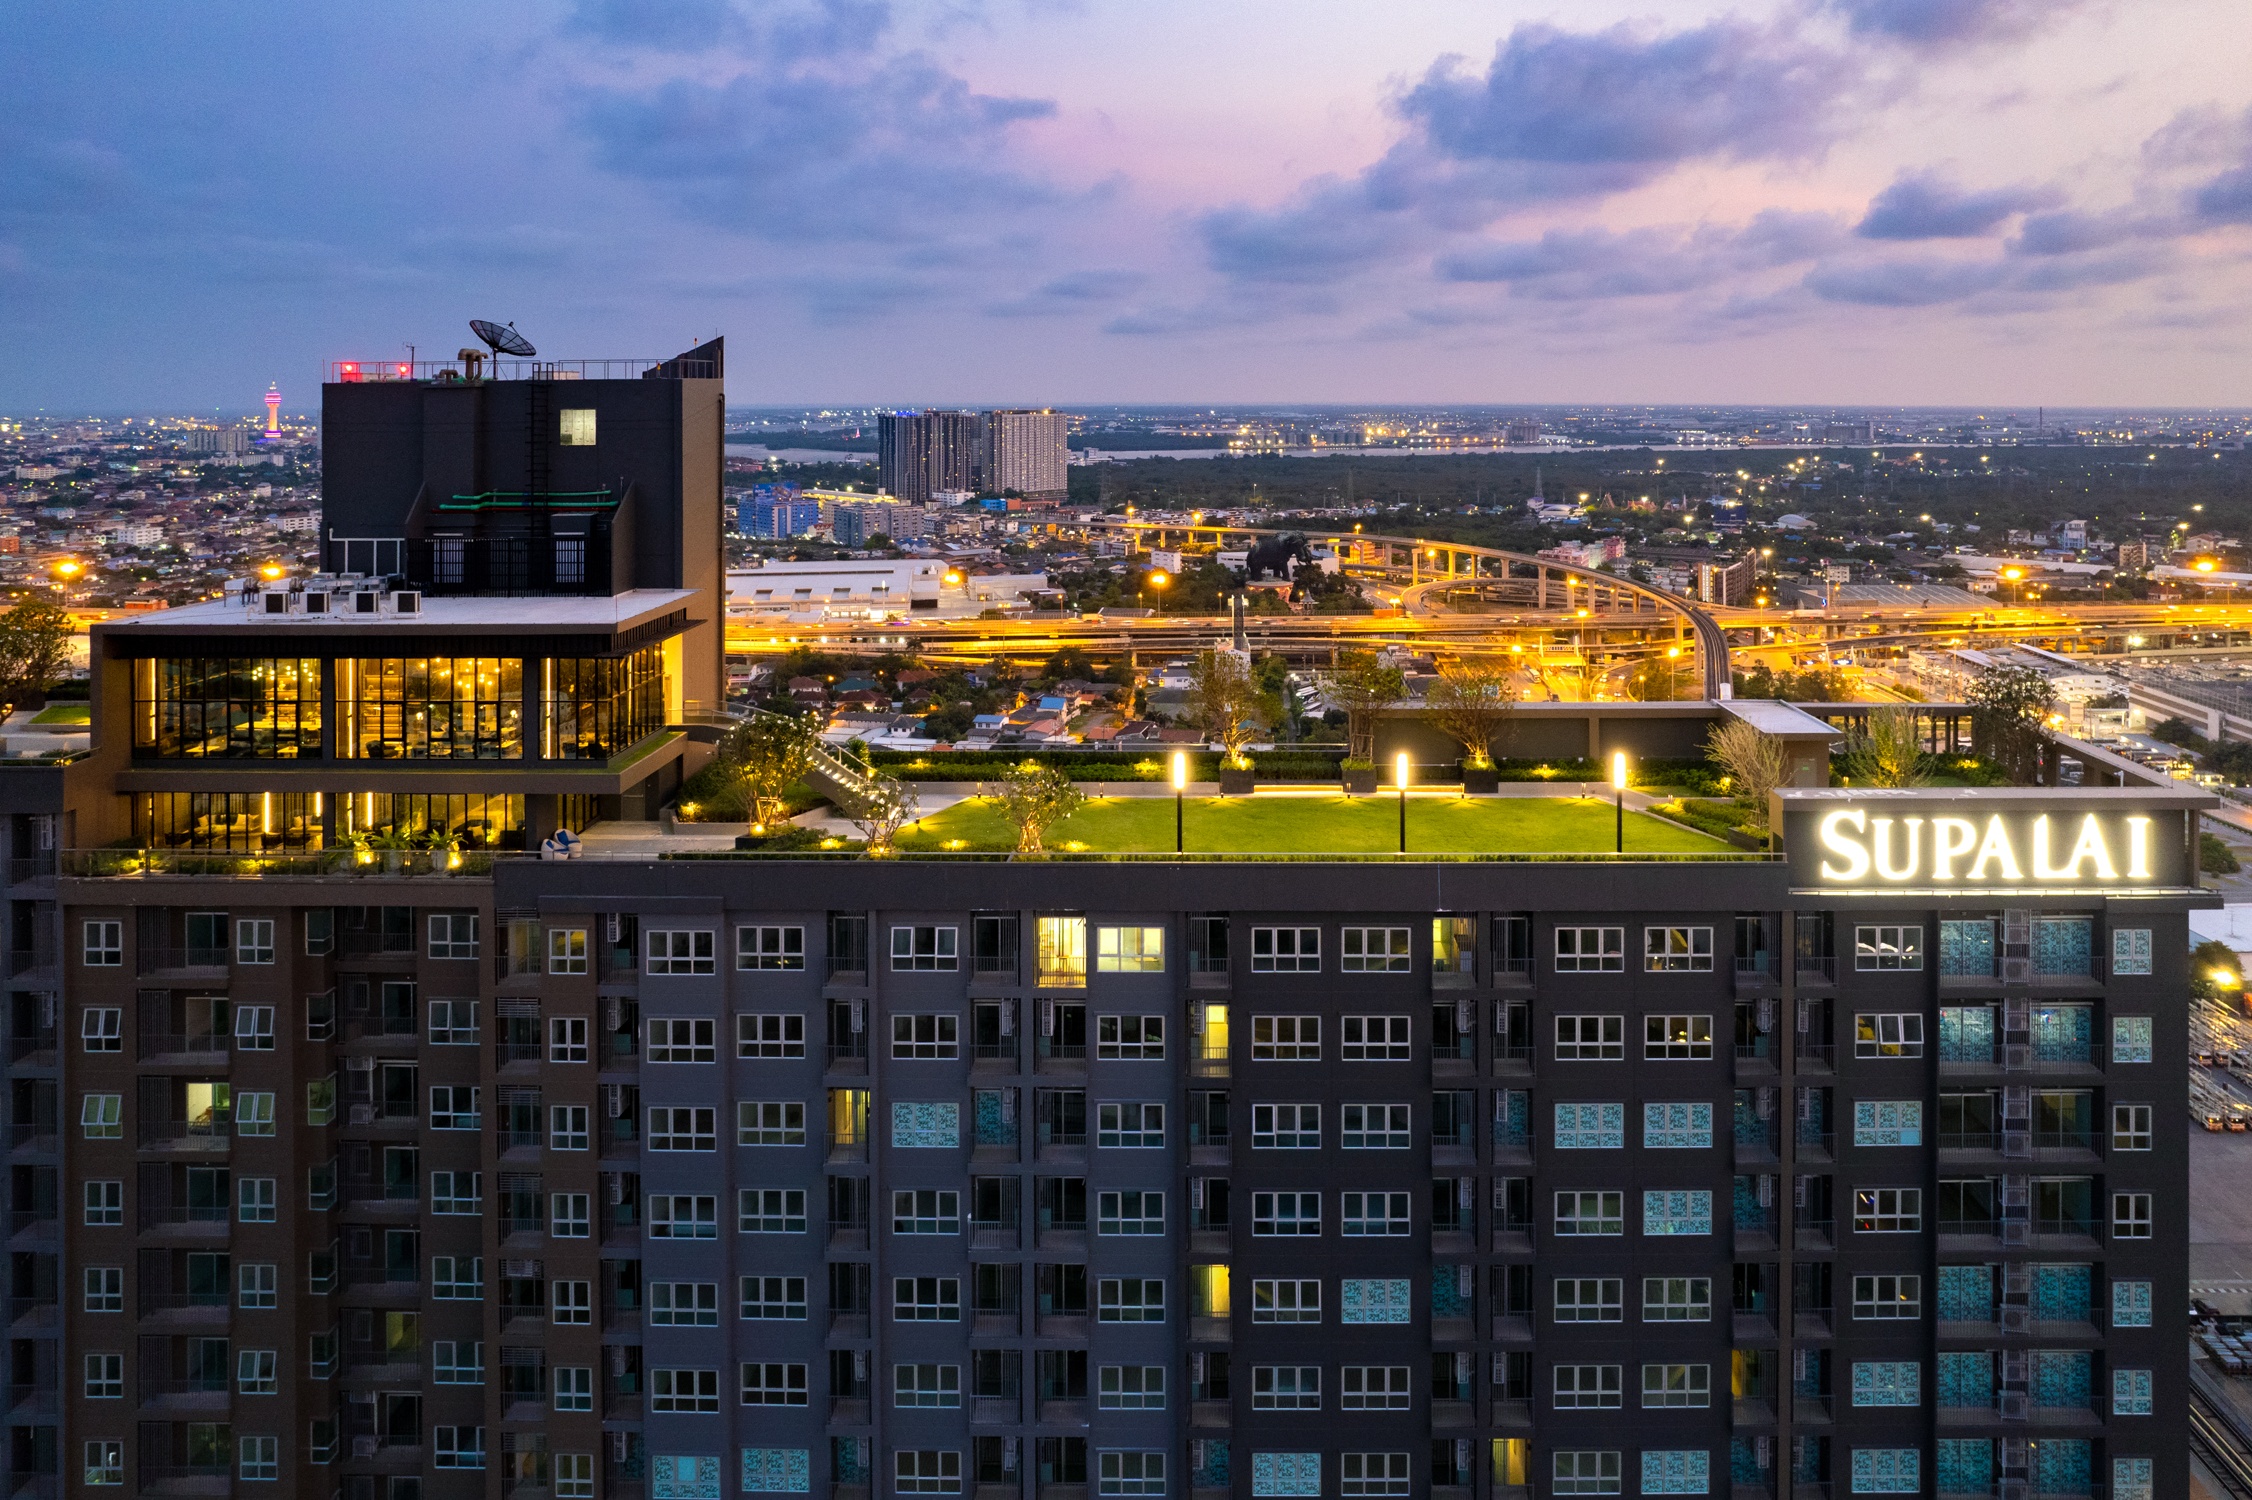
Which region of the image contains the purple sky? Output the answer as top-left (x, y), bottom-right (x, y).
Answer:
top-left (6, 0), bottom-right (2252, 411)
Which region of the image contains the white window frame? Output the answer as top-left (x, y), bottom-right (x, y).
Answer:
top-left (1555, 925), bottom-right (1624, 972)
top-left (644, 929), bottom-right (716, 975)
top-left (551, 1192), bottom-right (591, 1238)
top-left (736, 1013), bottom-right (806, 1058)
top-left (648, 1194), bottom-right (717, 1239)
top-left (1640, 1363), bottom-right (1711, 1408)
top-left (1096, 1100), bottom-right (1165, 1148)
top-left (2112, 1103), bottom-right (2152, 1151)
top-left (736, 924), bottom-right (805, 971)
top-left (1339, 1365), bottom-right (1410, 1410)
top-left (892, 1014), bottom-right (959, 1060)
top-left (894, 1362), bottom-right (962, 1409)
top-left (1854, 1013), bottom-right (1925, 1058)
top-left (1251, 1278), bottom-right (1321, 1323)
top-left (646, 1105), bottom-right (717, 1151)
top-left (547, 927), bottom-right (588, 974)
top-left (739, 1188), bottom-right (809, 1234)
top-left (82, 921), bottom-right (121, 966)
top-left (1555, 1278), bottom-right (1624, 1323)
top-left (1644, 1014), bottom-right (1714, 1060)
top-left (1641, 1276), bottom-right (1712, 1322)
top-left (892, 1189), bottom-right (962, 1235)
top-left (2113, 1191), bottom-right (2153, 1239)
top-left (427, 998), bottom-right (478, 1046)
top-left (1096, 1014), bottom-right (1164, 1059)
top-left (740, 1275), bottom-right (810, 1319)
top-left (646, 1017), bottom-right (716, 1063)
top-left (649, 1281), bottom-right (720, 1327)
top-left (650, 1367), bottom-right (723, 1413)
top-left (1555, 1014), bottom-right (1625, 1061)
top-left (1341, 1102), bottom-right (1410, 1148)
top-left (1341, 1190), bottom-right (1410, 1236)
top-left (1341, 1015), bottom-right (1410, 1061)
top-left (1853, 924), bottom-right (1925, 971)
top-left (426, 913), bottom-right (478, 960)
top-left (1251, 1015), bottom-right (1321, 1060)
top-left (1251, 1102), bottom-right (1321, 1149)
top-left (1096, 926), bottom-right (1165, 973)
top-left (1852, 1187), bottom-right (1922, 1233)
top-left (1099, 1364), bottom-right (1167, 1410)
top-left (235, 918), bottom-right (276, 965)
top-left (547, 1016), bottom-right (586, 1062)
top-left (893, 1276), bottom-right (963, 1322)
top-left (81, 1007), bottom-right (122, 1052)
top-left (1096, 1276), bottom-right (1165, 1322)
top-left (83, 1266), bottom-right (124, 1313)
top-left (1251, 1190), bottom-right (1321, 1237)
top-left (1851, 1274), bottom-right (1921, 1320)
top-left (1250, 926), bottom-right (1320, 972)
top-left (1553, 1363), bottom-right (1623, 1410)
top-left (1340, 926), bottom-right (1411, 972)
top-left (1097, 1189), bottom-right (1164, 1236)
top-left (891, 924), bottom-right (959, 972)
top-left (737, 1101), bottom-right (806, 1146)
top-left (1556, 1190), bottom-right (1624, 1236)
top-left (429, 1086), bottom-right (481, 1130)
top-left (550, 1104), bottom-right (589, 1151)
top-left (233, 1005), bottom-right (275, 1050)
top-left (1642, 926), bottom-right (1713, 973)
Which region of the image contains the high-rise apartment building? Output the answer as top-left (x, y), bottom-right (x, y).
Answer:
top-left (981, 412), bottom-right (1069, 502)
top-left (878, 413), bottom-right (980, 506)
top-left (0, 330), bottom-right (2196, 1500)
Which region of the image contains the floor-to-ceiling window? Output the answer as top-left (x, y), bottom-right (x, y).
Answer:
top-left (336, 658), bottom-right (524, 759)
top-left (133, 658), bottom-right (322, 758)
top-left (545, 646), bottom-right (665, 760)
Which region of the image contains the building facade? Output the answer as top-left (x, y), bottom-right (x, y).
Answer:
top-left (981, 414), bottom-right (1069, 503)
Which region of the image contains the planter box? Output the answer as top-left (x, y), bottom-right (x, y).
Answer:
top-left (1217, 767), bottom-right (1257, 795)
top-left (1340, 767), bottom-right (1378, 794)
top-left (1461, 765), bottom-right (1500, 795)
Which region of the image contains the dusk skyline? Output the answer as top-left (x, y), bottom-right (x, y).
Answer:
top-left (7, 0), bottom-right (2252, 410)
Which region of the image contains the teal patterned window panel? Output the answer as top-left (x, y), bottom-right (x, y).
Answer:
top-left (1731, 1093), bottom-right (1765, 1148)
top-left (1640, 1450), bottom-right (1709, 1495)
top-left (831, 1440), bottom-right (869, 1484)
top-left (1937, 1265), bottom-right (1994, 1322)
top-left (1849, 1448), bottom-right (1919, 1495)
top-left (1494, 1089), bottom-right (1530, 1147)
top-left (973, 1090), bottom-right (1017, 1146)
top-left (2031, 1439), bottom-right (2090, 1495)
top-left (2112, 1279), bottom-right (2152, 1328)
top-left (2032, 1350), bottom-right (2091, 1408)
top-left (1731, 1176), bottom-right (1765, 1230)
top-left (2032, 1263), bottom-right (2090, 1321)
top-left (2112, 1016), bottom-right (2152, 1064)
top-left (1729, 1441), bottom-right (1763, 1486)
top-left (741, 1450), bottom-right (811, 1494)
top-left (2112, 927), bottom-right (2152, 976)
top-left (2112, 1368), bottom-right (2152, 1416)
top-left (1644, 1190), bottom-right (1711, 1236)
top-left (1251, 1452), bottom-right (1320, 1497)
top-left (2031, 1003), bottom-right (2093, 1062)
top-left (1431, 1266), bottom-right (1470, 1318)
top-left (1938, 920), bottom-right (1994, 976)
top-left (1556, 1102), bottom-right (1625, 1150)
top-left (1644, 1102), bottom-right (1712, 1149)
top-left (1851, 1362), bottom-right (1920, 1407)
top-left (1193, 1442), bottom-right (1230, 1489)
top-left (2113, 1458), bottom-right (2153, 1500)
top-left (1935, 1352), bottom-right (1992, 1410)
top-left (1853, 1100), bottom-right (1922, 1146)
top-left (1935, 1439), bottom-right (1991, 1496)
top-left (2033, 917), bottom-right (2092, 975)
top-left (1340, 1278), bottom-right (1411, 1324)
top-left (892, 1101), bottom-right (959, 1149)
top-left (652, 1456), bottom-right (723, 1500)
top-left (1939, 1006), bottom-right (1995, 1063)
top-left (1796, 1088), bottom-right (1827, 1146)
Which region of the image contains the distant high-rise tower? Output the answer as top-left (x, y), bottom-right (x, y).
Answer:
top-left (878, 410), bottom-right (983, 504)
top-left (982, 409), bottom-right (1069, 500)
top-left (263, 383), bottom-right (282, 437)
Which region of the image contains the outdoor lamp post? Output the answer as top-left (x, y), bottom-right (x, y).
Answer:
top-left (1396, 751), bottom-right (1412, 853)
top-left (1172, 750), bottom-right (1188, 853)
top-left (1611, 750), bottom-right (1628, 853)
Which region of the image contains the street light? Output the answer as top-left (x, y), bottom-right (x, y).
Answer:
top-left (1611, 750), bottom-right (1628, 853)
top-left (1140, 569), bottom-right (1170, 614)
top-left (1172, 750), bottom-right (1188, 853)
top-left (1395, 751), bottom-right (1411, 853)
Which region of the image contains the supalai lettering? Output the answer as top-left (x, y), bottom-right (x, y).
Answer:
top-left (1815, 809), bottom-right (2153, 884)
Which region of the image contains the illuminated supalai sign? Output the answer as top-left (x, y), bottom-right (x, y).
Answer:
top-left (1777, 792), bottom-right (2203, 890)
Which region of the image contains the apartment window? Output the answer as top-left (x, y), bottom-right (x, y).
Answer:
top-left (647, 1106), bottom-right (716, 1151)
top-left (893, 1189), bottom-right (962, 1235)
top-left (1252, 1279), bottom-right (1320, 1323)
top-left (84, 1442), bottom-right (124, 1486)
top-left (1342, 1191), bottom-right (1409, 1235)
top-left (1250, 925), bottom-right (1320, 972)
top-left (1642, 1363), bottom-right (1710, 1408)
top-left (896, 1452), bottom-right (963, 1496)
top-left (893, 925), bottom-right (959, 971)
top-left (1555, 1102), bottom-right (1624, 1150)
top-left (1097, 1014), bottom-right (1164, 1059)
top-left (1342, 926), bottom-right (1411, 972)
top-left (557, 407), bottom-right (597, 445)
top-left (237, 1348), bottom-right (279, 1395)
top-left (83, 921), bottom-right (122, 966)
top-left (1642, 1277), bottom-right (1712, 1322)
top-left (647, 1194), bottom-right (717, 1239)
top-left (547, 928), bottom-right (588, 974)
top-left (647, 1018), bottom-right (716, 1063)
top-left (2113, 1192), bottom-right (2153, 1238)
top-left (1850, 1274), bottom-right (1921, 1320)
top-left (231, 918), bottom-right (275, 965)
top-left (1647, 1014), bottom-right (1714, 1059)
top-left (427, 913), bottom-right (478, 960)
top-left (1253, 1191), bottom-right (1321, 1236)
top-left (1097, 1190), bottom-right (1164, 1235)
top-left (1556, 1191), bottom-right (1624, 1236)
top-left (2114, 1367), bottom-right (2153, 1417)
top-left (1098, 1452), bottom-right (1166, 1498)
top-left (738, 1363), bottom-right (810, 1406)
top-left (1097, 1101), bottom-right (1164, 1147)
top-left (1555, 1364), bottom-right (1623, 1409)
top-left (1855, 1014), bottom-right (1924, 1058)
top-left (1252, 1015), bottom-right (1321, 1060)
top-left (84, 1266), bottom-right (124, 1312)
top-left (1035, 914), bottom-right (1087, 986)
top-left (238, 1435), bottom-right (279, 1481)
top-left (1339, 1366), bottom-right (1410, 1410)
top-left (1854, 1100), bottom-right (1924, 1147)
top-left (1555, 926), bottom-right (1625, 972)
top-left (1555, 1015), bottom-right (1624, 1061)
top-left (1854, 925), bottom-right (1924, 970)
top-left (239, 1177), bottom-right (276, 1222)
top-left (895, 1277), bottom-right (962, 1322)
top-left (552, 1368), bottom-right (592, 1413)
top-left (435, 1426), bottom-right (488, 1467)
top-left (1096, 926), bottom-right (1164, 972)
top-left (427, 999), bottom-right (478, 1045)
top-left (434, 1341), bottom-right (485, 1384)
top-left (645, 929), bottom-right (715, 975)
top-left (1555, 1278), bottom-right (1623, 1323)
top-left (1100, 1365), bottom-right (1167, 1410)
top-left (895, 1363), bottom-right (962, 1409)
top-left (651, 1368), bottom-right (722, 1413)
top-left (430, 1086), bottom-right (480, 1130)
top-left (2112, 1103), bottom-right (2153, 1151)
top-left (1644, 926), bottom-right (1713, 972)
top-left (237, 1259), bottom-right (275, 1310)
top-left (549, 1279), bottom-right (592, 1325)
top-left (550, 1105), bottom-right (589, 1152)
top-left (1341, 1102), bottom-right (1410, 1148)
top-left (1252, 1103), bottom-right (1321, 1149)
top-left (894, 1014), bottom-right (959, 1060)
top-left (84, 1353), bottom-right (124, 1399)
top-left (737, 925), bottom-right (805, 970)
top-left (737, 1013), bottom-right (806, 1058)
top-left (234, 1006), bottom-right (275, 1049)
top-left (738, 1101), bottom-right (806, 1146)
top-left (740, 1276), bottom-right (809, 1320)
top-left (80, 1094), bottom-right (121, 1139)
top-left (81, 1006), bottom-right (122, 1052)
top-left (85, 1180), bottom-right (123, 1226)
top-left (548, 1016), bottom-right (586, 1062)
top-left (1341, 1015), bottom-right (1410, 1061)
top-left (1553, 1452), bottom-right (1622, 1497)
top-left (1853, 1188), bottom-right (1922, 1233)
top-left (1097, 1277), bottom-right (1164, 1322)
top-left (740, 1188), bottom-right (808, 1234)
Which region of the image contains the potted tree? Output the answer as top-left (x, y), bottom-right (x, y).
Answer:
top-left (1191, 649), bottom-right (1266, 793)
top-left (1425, 660), bottom-right (1518, 793)
top-left (986, 760), bottom-right (1086, 858)
top-left (1328, 650), bottom-right (1404, 793)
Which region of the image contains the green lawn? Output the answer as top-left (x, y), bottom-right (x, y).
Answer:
top-left (891, 793), bottom-right (1733, 854)
top-left (29, 703), bottom-right (88, 725)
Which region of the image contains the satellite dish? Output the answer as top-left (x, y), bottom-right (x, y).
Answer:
top-left (470, 320), bottom-right (536, 358)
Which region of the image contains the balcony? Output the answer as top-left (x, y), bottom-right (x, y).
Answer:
top-left (7, 855), bottom-right (56, 888)
top-left (138, 1120), bottom-right (231, 1152)
top-left (3, 1124), bottom-right (54, 1155)
top-left (134, 947), bottom-right (227, 977)
top-left (138, 1034), bottom-right (229, 1063)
